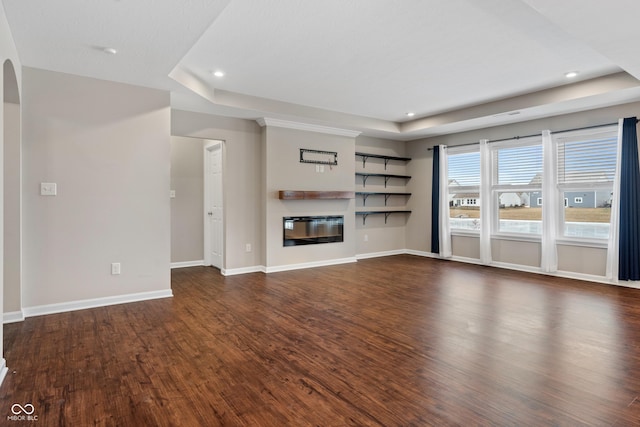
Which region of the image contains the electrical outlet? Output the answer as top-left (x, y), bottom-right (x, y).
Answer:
top-left (245, 243), bottom-right (252, 252)
top-left (40, 182), bottom-right (57, 196)
top-left (111, 263), bottom-right (121, 275)
top-left (364, 234), bottom-right (369, 242)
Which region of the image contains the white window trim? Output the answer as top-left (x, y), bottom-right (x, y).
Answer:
top-left (445, 126), bottom-right (617, 249)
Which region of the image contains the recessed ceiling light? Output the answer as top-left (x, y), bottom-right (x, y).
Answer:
top-left (406, 112), bottom-right (415, 117)
top-left (565, 71), bottom-right (579, 78)
top-left (212, 70), bottom-right (225, 78)
top-left (103, 47), bottom-right (117, 55)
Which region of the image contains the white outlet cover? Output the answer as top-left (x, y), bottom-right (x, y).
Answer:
top-left (40, 182), bottom-right (57, 196)
top-left (170, 190), bottom-right (176, 198)
top-left (111, 263), bottom-right (121, 275)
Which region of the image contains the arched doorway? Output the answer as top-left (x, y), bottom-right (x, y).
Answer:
top-left (4, 59), bottom-right (22, 323)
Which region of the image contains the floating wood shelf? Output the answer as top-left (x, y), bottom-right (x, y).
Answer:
top-left (356, 210), bottom-right (412, 225)
top-left (355, 173), bottom-right (411, 188)
top-left (356, 192), bottom-right (412, 206)
top-left (355, 152), bottom-right (411, 169)
top-left (278, 190), bottom-right (355, 200)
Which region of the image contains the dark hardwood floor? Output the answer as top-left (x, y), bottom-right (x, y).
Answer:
top-left (2, 255), bottom-right (640, 426)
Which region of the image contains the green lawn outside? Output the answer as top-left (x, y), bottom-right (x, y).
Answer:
top-left (450, 207), bottom-right (611, 223)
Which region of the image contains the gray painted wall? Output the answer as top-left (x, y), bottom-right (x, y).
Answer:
top-left (1, 4), bottom-right (23, 371)
top-left (262, 125), bottom-right (356, 269)
top-left (171, 110), bottom-right (263, 271)
top-left (22, 67), bottom-right (171, 308)
top-left (170, 136), bottom-right (204, 264)
top-left (355, 136), bottom-right (408, 255)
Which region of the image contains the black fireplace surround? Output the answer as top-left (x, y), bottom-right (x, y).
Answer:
top-left (283, 216), bottom-right (344, 246)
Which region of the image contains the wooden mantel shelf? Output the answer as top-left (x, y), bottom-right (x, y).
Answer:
top-left (278, 190), bottom-right (355, 200)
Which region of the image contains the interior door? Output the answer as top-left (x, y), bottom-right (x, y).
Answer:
top-left (206, 141), bottom-right (223, 269)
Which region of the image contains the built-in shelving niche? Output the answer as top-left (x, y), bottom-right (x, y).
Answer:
top-left (355, 152), bottom-right (412, 225)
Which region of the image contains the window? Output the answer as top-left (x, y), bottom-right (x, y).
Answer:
top-left (555, 126), bottom-right (617, 239)
top-left (447, 148), bottom-right (480, 231)
top-left (492, 138), bottom-right (543, 235)
top-left (443, 125), bottom-right (619, 245)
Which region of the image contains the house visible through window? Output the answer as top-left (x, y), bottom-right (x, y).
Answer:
top-left (447, 148), bottom-right (480, 231)
top-left (492, 138), bottom-right (543, 235)
top-left (556, 126), bottom-right (617, 239)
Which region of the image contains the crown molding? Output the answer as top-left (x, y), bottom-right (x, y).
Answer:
top-left (256, 117), bottom-right (362, 138)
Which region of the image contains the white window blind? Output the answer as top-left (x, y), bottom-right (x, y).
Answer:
top-left (448, 151), bottom-right (480, 186)
top-left (556, 128), bottom-right (617, 188)
top-left (555, 126), bottom-right (617, 239)
top-left (492, 137), bottom-right (543, 235)
top-left (495, 143), bottom-right (543, 187)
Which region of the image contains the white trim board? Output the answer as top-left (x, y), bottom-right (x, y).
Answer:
top-left (403, 249), bottom-right (441, 259)
top-left (3, 310), bottom-right (24, 324)
top-left (22, 289), bottom-right (173, 318)
top-left (0, 359), bottom-right (7, 388)
top-left (356, 249), bottom-right (406, 260)
top-left (362, 249), bottom-right (634, 289)
top-left (170, 260), bottom-right (205, 269)
top-left (222, 265), bottom-right (265, 276)
top-left (264, 257), bottom-right (357, 273)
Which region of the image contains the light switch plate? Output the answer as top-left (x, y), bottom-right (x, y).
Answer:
top-left (40, 182), bottom-right (57, 196)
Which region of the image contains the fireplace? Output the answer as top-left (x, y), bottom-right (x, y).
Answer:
top-left (283, 216), bottom-right (344, 246)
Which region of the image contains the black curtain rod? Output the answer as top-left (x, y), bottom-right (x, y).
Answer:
top-left (426, 119), bottom-right (635, 151)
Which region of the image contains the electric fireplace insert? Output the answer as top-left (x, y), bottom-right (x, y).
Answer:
top-left (283, 216), bottom-right (344, 246)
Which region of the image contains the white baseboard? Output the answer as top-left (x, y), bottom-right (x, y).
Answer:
top-left (356, 249), bottom-right (405, 260)
top-left (22, 289), bottom-right (173, 318)
top-left (265, 256), bottom-right (357, 273)
top-left (555, 270), bottom-right (622, 286)
top-left (170, 260), bottom-right (205, 269)
top-left (451, 255), bottom-right (485, 266)
top-left (3, 310), bottom-right (24, 324)
top-left (221, 265), bottom-right (265, 276)
top-left (401, 251), bottom-right (623, 288)
top-left (0, 358), bottom-right (7, 387)
top-left (448, 256), bottom-right (616, 286)
top-left (404, 249), bottom-right (440, 258)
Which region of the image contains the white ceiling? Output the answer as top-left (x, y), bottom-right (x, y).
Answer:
top-left (4, 0), bottom-right (640, 140)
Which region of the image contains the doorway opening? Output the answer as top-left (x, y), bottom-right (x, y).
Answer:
top-left (4, 59), bottom-right (21, 322)
top-left (2, 59), bottom-right (21, 384)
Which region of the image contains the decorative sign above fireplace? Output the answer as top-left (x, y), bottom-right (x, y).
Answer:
top-left (283, 216), bottom-right (344, 246)
top-left (299, 148), bottom-right (338, 165)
